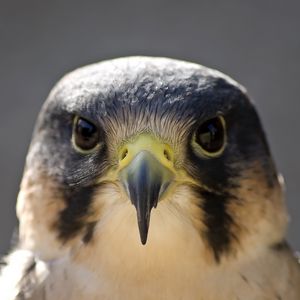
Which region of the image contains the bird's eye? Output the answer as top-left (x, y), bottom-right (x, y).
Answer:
top-left (193, 116), bottom-right (226, 157)
top-left (72, 116), bottom-right (100, 152)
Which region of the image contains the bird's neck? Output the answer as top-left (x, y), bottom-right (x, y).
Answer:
top-left (42, 201), bottom-right (290, 300)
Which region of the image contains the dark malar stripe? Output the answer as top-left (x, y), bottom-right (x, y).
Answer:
top-left (57, 185), bottom-right (97, 242)
top-left (83, 221), bottom-right (97, 244)
top-left (194, 187), bottom-right (235, 262)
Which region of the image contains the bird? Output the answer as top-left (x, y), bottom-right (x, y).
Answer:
top-left (0, 56), bottom-right (299, 300)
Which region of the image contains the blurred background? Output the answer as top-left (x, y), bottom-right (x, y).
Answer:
top-left (0, 0), bottom-right (299, 256)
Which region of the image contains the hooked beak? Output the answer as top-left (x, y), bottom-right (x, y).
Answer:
top-left (119, 148), bottom-right (174, 245)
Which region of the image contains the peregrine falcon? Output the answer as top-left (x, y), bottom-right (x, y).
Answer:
top-left (0, 57), bottom-right (299, 299)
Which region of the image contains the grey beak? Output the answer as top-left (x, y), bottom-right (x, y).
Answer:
top-left (119, 151), bottom-right (173, 244)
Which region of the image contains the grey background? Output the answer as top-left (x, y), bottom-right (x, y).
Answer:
top-left (0, 0), bottom-right (299, 256)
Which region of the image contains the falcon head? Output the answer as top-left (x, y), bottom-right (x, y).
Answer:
top-left (17, 57), bottom-right (287, 264)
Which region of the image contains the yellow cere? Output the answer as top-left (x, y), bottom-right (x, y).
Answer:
top-left (100, 133), bottom-right (197, 187)
top-left (118, 134), bottom-right (175, 172)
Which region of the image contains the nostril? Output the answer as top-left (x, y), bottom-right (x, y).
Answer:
top-left (120, 148), bottom-right (128, 161)
top-left (163, 149), bottom-right (172, 161)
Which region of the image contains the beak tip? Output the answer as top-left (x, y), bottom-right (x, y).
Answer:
top-left (139, 227), bottom-right (149, 245)
top-left (141, 238), bottom-right (147, 245)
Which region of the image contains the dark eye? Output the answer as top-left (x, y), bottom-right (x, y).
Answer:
top-left (73, 117), bottom-right (100, 152)
top-left (194, 116), bottom-right (226, 156)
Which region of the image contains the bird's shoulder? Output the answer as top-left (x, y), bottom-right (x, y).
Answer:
top-left (0, 249), bottom-right (47, 300)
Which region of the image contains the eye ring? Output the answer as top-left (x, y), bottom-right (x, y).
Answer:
top-left (72, 116), bottom-right (101, 154)
top-left (192, 115), bottom-right (227, 158)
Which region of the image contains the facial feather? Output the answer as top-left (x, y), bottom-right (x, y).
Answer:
top-left (15, 56), bottom-right (288, 277)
